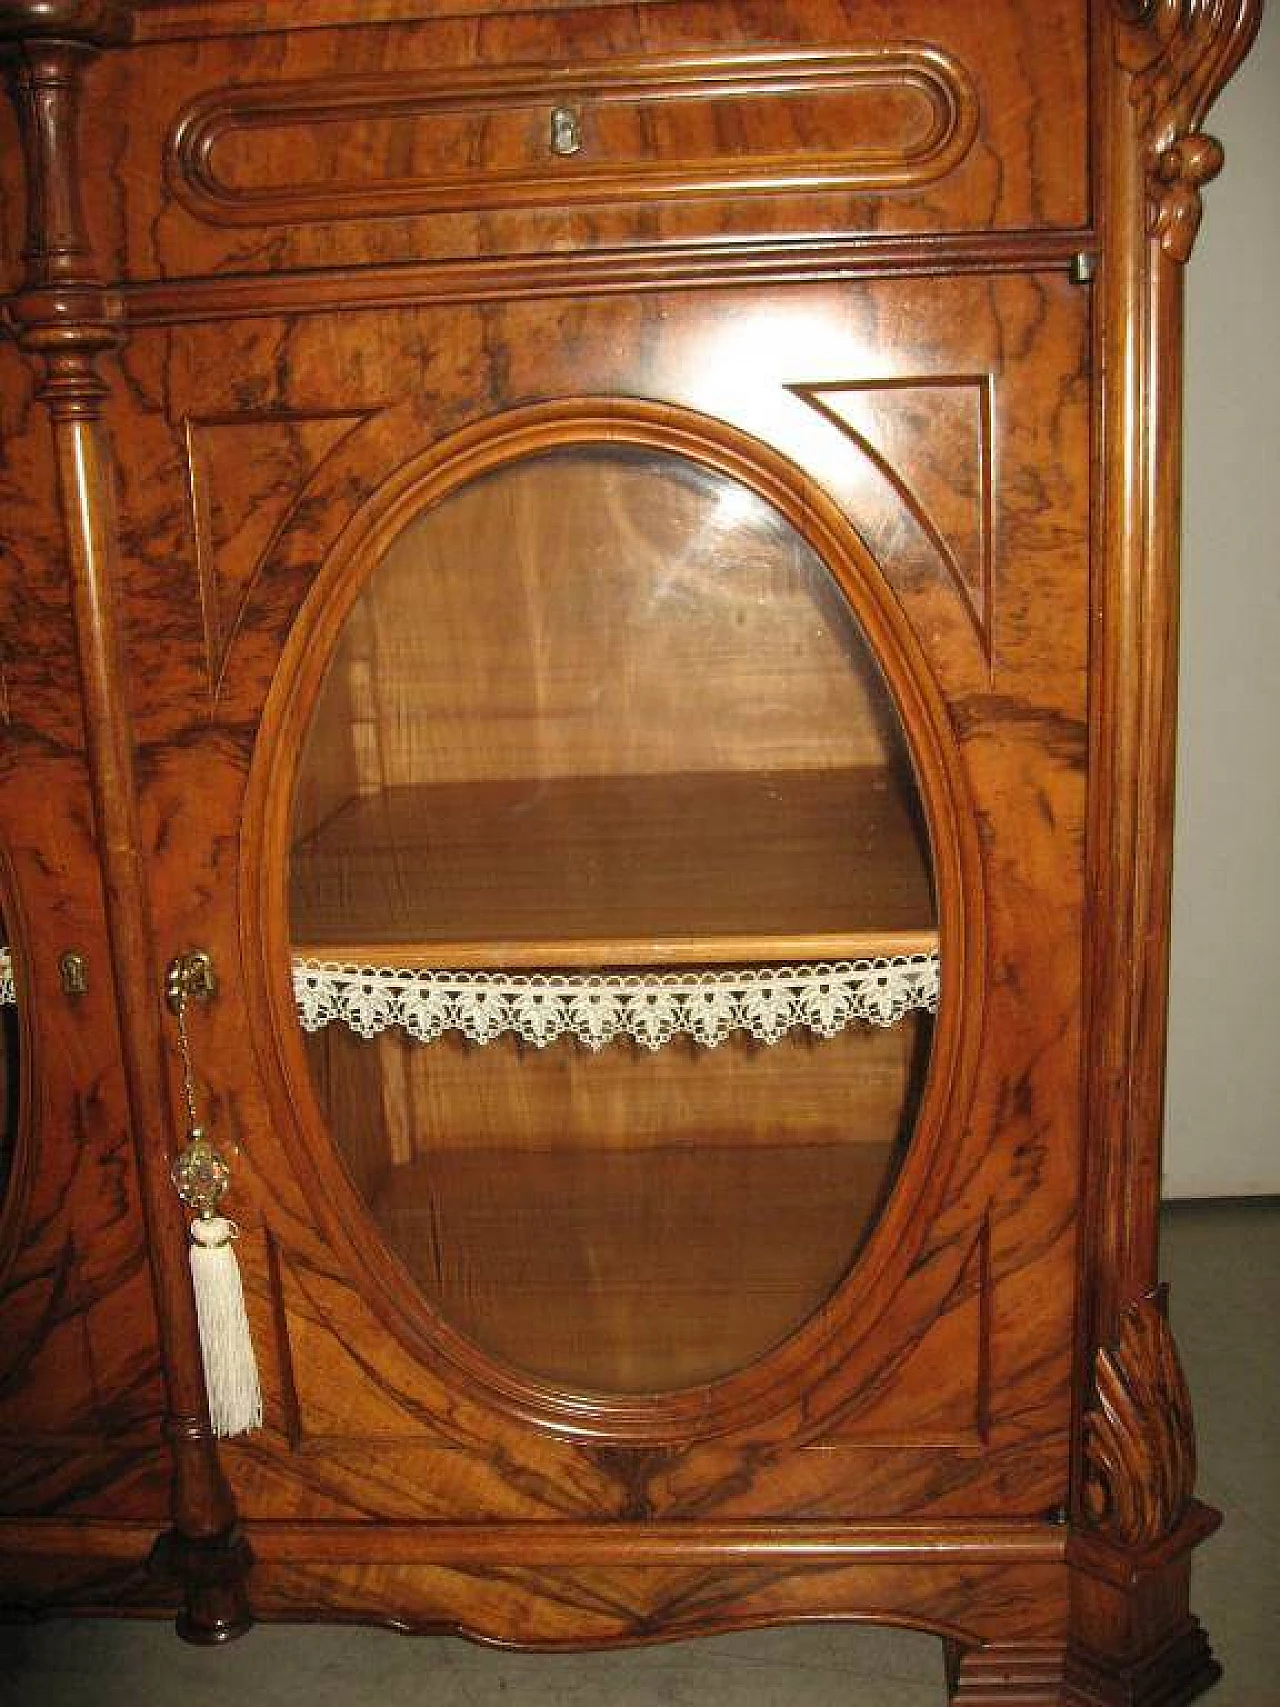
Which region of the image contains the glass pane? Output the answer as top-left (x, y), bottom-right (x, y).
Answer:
top-left (0, 910), bottom-right (17, 1204)
top-left (289, 446), bottom-right (937, 1394)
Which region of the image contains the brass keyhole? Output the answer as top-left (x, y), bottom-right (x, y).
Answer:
top-left (58, 950), bottom-right (88, 998)
top-left (550, 105), bottom-right (583, 157)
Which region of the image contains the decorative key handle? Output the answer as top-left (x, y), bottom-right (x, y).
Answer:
top-left (167, 951), bottom-right (261, 1439)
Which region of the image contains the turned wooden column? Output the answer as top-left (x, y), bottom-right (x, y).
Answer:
top-left (1058, 3), bottom-right (1254, 1701)
top-left (0, 0), bottom-right (252, 1643)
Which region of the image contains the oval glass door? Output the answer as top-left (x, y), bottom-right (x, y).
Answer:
top-left (288, 445), bottom-right (938, 1394)
top-left (0, 909), bottom-right (18, 1203)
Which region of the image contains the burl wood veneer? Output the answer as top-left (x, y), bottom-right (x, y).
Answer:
top-left (0, 1), bottom-right (1261, 1700)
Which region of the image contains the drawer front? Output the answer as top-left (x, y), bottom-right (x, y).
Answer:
top-left (173, 48), bottom-right (978, 226)
top-left (81, 0), bottom-right (1089, 288)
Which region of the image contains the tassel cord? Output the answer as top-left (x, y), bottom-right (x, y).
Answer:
top-left (170, 980), bottom-right (263, 1439)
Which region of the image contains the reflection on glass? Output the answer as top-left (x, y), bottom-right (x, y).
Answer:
top-left (0, 914), bottom-right (17, 1206)
top-left (289, 447), bottom-right (937, 1394)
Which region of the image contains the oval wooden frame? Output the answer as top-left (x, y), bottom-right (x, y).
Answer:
top-left (243, 397), bottom-right (986, 1444)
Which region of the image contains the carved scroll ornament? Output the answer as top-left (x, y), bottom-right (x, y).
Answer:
top-left (1114, 0), bottom-right (1264, 260)
top-left (1083, 1285), bottom-right (1197, 1550)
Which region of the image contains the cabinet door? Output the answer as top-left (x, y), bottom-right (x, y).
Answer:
top-left (0, 379), bottom-right (170, 1562)
top-left (116, 263), bottom-right (1088, 1567)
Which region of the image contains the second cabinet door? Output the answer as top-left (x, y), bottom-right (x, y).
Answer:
top-left (119, 269), bottom-right (1088, 1526)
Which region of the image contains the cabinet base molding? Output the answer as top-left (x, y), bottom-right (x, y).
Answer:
top-left (0, 1519), bottom-right (173, 1621)
top-left (229, 1520), bottom-right (1068, 1649)
top-left (1060, 1505), bottom-right (1223, 1707)
top-left (946, 1641), bottom-right (1069, 1702)
top-left (244, 1517), bottom-right (1067, 1568)
top-left (946, 1624), bottom-right (1221, 1706)
top-left (0, 1551), bottom-right (246, 1641)
top-left (1063, 1620), bottom-right (1220, 1707)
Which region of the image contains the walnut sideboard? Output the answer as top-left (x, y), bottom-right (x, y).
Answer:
top-left (0, 2), bottom-right (1261, 1700)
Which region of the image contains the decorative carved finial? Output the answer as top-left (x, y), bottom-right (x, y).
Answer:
top-left (1148, 130), bottom-right (1226, 261)
top-left (0, 15), bottom-right (126, 413)
top-left (1083, 1285), bottom-right (1197, 1550)
top-left (1113, 0), bottom-right (1263, 260)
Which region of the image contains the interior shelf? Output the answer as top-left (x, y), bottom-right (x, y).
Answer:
top-left (303, 991), bottom-right (929, 1390)
top-left (370, 1136), bottom-right (900, 1393)
top-left (289, 765), bottom-right (937, 970)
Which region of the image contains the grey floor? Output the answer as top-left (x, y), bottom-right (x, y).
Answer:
top-left (1, 1202), bottom-right (1276, 1706)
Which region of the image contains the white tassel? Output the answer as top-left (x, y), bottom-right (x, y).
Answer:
top-left (189, 1216), bottom-right (263, 1438)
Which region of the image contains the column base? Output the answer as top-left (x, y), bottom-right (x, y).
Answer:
top-left (149, 1523), bottom-right (254, 1645)
top-left (1064, 1617), bottom-right (1220, 1706)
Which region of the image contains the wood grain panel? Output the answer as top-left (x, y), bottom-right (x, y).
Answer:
top-left (81, 0), bottom-right (1090, 283)
top-left (225, 1534), bottom-right (1071, 1653)
top-left (131, 0), bottom-right (766, 38)
top-left (170, 48), bottom-right (978, 226)
top-left (790, 378), bottom-right (994, 673)
top-left (815, 1220), bottom-right (989, 1446)
top-left (183, 409), bottom-right (371, 701)
top-left (0, 411), bottom-right (168, 1522)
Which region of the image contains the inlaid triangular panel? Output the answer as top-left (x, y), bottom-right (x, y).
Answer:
top-left (183, 410), bottom-right (370, 700)
top-left (805, 1218), bottom-right (989, 1447)
top-left (789, 378), bottom-right (993, 669)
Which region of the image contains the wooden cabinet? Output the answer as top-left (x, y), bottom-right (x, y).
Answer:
top-left (0, 1), bottom-right (1260, 1699)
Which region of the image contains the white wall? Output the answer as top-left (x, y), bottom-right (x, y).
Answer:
top-left (1164, 5), bottom-right (1280, 1197)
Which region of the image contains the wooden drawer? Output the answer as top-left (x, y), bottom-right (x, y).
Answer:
top-left (171, 47), bottom-right (980, 226)
top-left (80, 0), bottom-right (1089, 292)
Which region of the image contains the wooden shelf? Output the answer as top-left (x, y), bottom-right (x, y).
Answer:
top-left (370, 1137), bottom-right (900, 1393)
top-left (289, 766), bottom-right (937, 969)
top-left (307, 996), bottom-right (927, 1392)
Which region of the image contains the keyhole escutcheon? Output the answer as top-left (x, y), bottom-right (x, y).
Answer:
top-left (551, 105), bottom-right (583, 157)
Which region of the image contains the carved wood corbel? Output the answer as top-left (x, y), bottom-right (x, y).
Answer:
top-left (1113, 0), bottom-right (1264, 260)
top-left (1065, 1296), bottom-right (1221, 1705)
top-left (1082, 1285), bottom-right (1196, 1549)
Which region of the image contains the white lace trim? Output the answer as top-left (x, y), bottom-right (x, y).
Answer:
top-left (0, 945), bottom-right (939, 1047)
top-left (292, 953), bottom-right (940, 1051)
top-left (0, 946), bottom-right (941, 1047)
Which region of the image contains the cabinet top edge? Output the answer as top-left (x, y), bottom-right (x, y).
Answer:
top-left (127, 0), bottom-right (694, 46)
